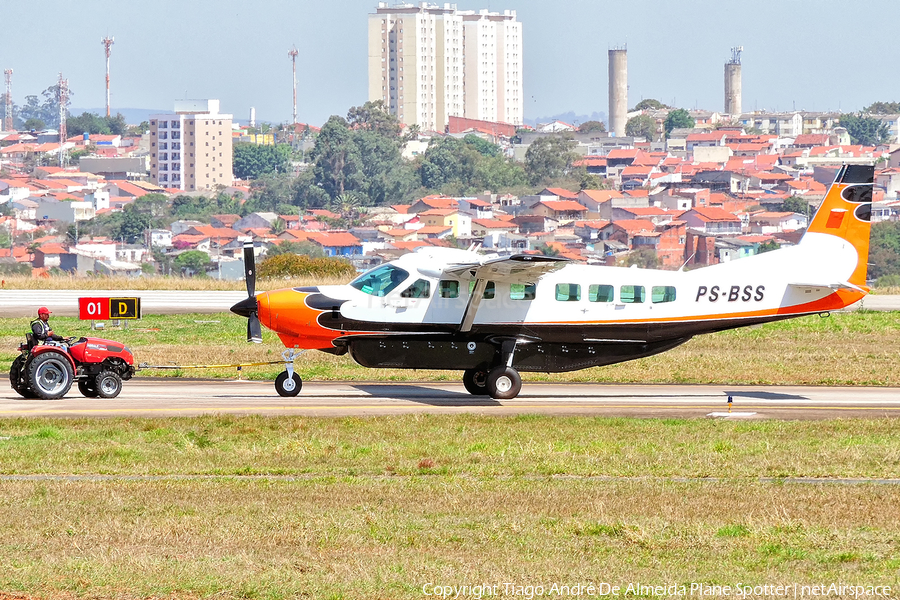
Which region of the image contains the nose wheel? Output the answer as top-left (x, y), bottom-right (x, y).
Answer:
top-left (274, 348), bottom-right (305, 397)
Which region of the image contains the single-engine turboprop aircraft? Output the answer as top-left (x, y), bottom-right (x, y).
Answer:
top-left (231, 164), bottom-right (874, 399)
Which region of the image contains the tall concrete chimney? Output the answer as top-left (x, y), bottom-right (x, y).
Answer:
top-left (724, 46), bottom-right (742, 117)
top-left (608, 47), bottom-right (628, 137)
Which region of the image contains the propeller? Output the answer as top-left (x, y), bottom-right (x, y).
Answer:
top-left (230, 241), bottom-right (262, 343)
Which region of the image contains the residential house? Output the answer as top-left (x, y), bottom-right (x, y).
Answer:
top-left (680, 207), bottom-right (742, 235)
top-left (417, 208), bottom-right (472, 237)
top-left (513, 215), bottom-right (557, 234)
top-left (526, 199), bottom-right (587, 222)
top-left (748, 212), bottom-right (808, 234)
top-left (234, 212), bottom-right (278, 231)
top-left (307, 232), bottom-right (363, 257)
top-left (471, 219), bottom-right (518, 248)
top-left (148, 229), bottom-right (174, 248)
top-left (691, 170), bottom-right (749, 194)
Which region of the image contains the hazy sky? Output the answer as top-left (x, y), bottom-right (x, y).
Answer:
top-left (3, 0), bottom-right (898, 125)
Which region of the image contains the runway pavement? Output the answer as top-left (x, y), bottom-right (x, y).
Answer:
top-left (1, 290), bottom-right (899, 318)
top-left (2, 379), bottom-right (899, 419)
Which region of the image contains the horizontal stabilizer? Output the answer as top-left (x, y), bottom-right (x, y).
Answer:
top-left (788, 281), bottom-right (866, 293)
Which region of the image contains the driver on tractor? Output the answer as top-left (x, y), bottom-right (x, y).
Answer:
top-left (31, 307), bottom-right (65, 343)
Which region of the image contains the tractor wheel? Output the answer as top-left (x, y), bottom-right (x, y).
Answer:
top-left (27, 352), bottom-right (74, 400)
top-left (95, 371), bottom-right (123, 399)
top-left (486, 366), bottom-right (522, 400)
top-left (78, 380), bottom-right (100, 398)
top-left (9, 355), bottom-right (36, 398)
top-left (462, 364), bottom-right (491, 395)
top-left (274, 371), bottom-right (302, 397)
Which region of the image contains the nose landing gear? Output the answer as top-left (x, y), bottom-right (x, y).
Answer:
top-left (274, 348), bottom-right (305, 397)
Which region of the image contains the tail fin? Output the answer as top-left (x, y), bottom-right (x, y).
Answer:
top-left (801, 164), bottom-right (874, 287)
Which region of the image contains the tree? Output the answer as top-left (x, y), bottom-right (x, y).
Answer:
top-left (839, 113), bottom-right (890, 146)
top-left (420, 136), bottom-right (479, 190)
top-left (463, 134), bottom-right (500, 157)
top-left (664, 109), bottom-right (694, 137)
top-left (174, 250), bottom-right (210, 275)
top-left (536, 243), bottom-right (561, 257)
top-left (624, 247), bottom-right (659, 269)
top-left (233, 143), bottom-right (292, 179)
top-left (18, 84), bottom-right (73, 128)
top-left (632, 99), bottom-right (668, 111)
top-left (310, 115), bottom-right (364, 200)
top-left (22, 118), bottom-right (46, 131)
top-left (779, 197), bottom-right (810, 215)
top-left (863, 101), bottom-right (900, 114)
top-left (757, 240), bottom-right (780, 254)
top-left (524, 136), bottom-right (578, 186)
top-left (577, 120), bottom-right (606, 133)
top-left (266, 240), bottom-right (326, 258)
top-left (869, 221), bottom-right (900, 280)
top-left (625, 114), bottom-right (657, 141)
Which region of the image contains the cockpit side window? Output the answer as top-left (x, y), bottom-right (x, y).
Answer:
top-left (350, 264), bottom-right (409, 297)
top-left (400, 279), bottom-right (431, 298)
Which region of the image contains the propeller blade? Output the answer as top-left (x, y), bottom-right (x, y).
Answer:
top-left (247, 312), bottom-right (262, 344)
top-left (243, 241), bottom-right (256, 297)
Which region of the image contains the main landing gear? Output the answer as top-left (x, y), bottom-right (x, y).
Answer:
top-left (274, 348), bottom-right (304, 397)
top-left (462, 339), bottom-right (523, 400)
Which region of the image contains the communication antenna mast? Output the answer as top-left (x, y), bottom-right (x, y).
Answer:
top-left (3, 69), bottom-right (12, 131)
top-left (289, 46), bottom-right (299, 125)
top-left (58, 73), bottom-right (68, 167)
top-left (102, 36), bottom-right (115, 117)
top-left (729, 46), bottom-right (743, 65)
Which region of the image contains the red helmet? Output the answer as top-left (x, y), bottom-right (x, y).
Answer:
top-left (38, 307), bottom-right (51, 316)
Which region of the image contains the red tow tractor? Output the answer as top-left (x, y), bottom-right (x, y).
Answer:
top-left (9, 334), bottom-right (136, 399)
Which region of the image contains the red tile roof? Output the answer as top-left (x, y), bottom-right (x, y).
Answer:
top-left (539, 200), bottom-right (586, 212)
top-left (542, 187), bottom-right (579, 200)
top-left (472, 218), bottom-right (517, 229)
top-left (309, 232), bottom-right (361, 247)
top-left (687, 207), bottom-right (741, 222)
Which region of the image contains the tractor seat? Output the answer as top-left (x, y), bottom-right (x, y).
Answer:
top-left (25, 333), bottom-right (37, 350)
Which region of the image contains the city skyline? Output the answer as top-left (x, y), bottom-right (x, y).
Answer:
top-left (2, 0), bottom-right (899, 127)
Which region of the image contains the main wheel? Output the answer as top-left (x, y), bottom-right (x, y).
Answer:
top-left (275, 371), bottom-right (302, 397)
top-left (462, 364), bottom-right (491, 395)
top-left (94, 371), bottom-right (123, 399)
top-left (78, 381), bottom-right (99, 398)
top-left (486, 366), bottom-right (522, 400)
top-left (9, 355), bottom-right (36, 398)
top-left (27, 352), bottom-right (74, 400)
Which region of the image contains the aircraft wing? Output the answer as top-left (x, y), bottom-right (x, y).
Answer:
top-left (444, 254), bottom-right (569, 283)
top-left (445, 254), bottom-right (569, 333)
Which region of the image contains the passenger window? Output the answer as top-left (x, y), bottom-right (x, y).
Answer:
top-left (439, 280), bottom-right (459, 298)
top-left (555, 283), bottom-right (581, 302)
top-left (588, 284), bottom-right (614, 303)
top-left (620, 285), bottom-right (645, 303)
top-left (468, 280), bottom-right (495, 299)
top-left (510, 283), bottom-right (536, 300)
top-left (652, 286), bottom-right (676, 303)
top-left (400, 279), bottom-right (430, 298)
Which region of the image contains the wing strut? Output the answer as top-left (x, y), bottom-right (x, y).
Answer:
top-left (458, 278), bottom-right (487, 333)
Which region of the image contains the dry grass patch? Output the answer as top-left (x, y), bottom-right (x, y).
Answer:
top-left (0, 274), bottom-right (351, 291)
top-left (1, 415), bottom-right (899, 479)
top-left (0, 479), bottom-right (898, 598)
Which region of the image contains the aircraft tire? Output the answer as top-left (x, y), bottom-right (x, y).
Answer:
top-left (486, 366), bottom-right (522, 400)
top-left (462, 365), bottom-right (491, 395)
top-left (275, 371), bottom-right (302, 397)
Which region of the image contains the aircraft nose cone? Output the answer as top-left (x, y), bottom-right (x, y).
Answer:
top-left (230, 296), bottom-right (257, 317)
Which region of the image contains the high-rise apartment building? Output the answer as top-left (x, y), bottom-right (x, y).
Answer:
top-left (149, 100), bottom-right (234, 191)
top-left (368, 2), bottom-right (522, 131)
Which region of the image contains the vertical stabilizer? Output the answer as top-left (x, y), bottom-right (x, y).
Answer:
top-left (801, 164), bottom-right (874, 287)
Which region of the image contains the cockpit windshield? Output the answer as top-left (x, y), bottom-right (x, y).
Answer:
top-left (350, 264), bottom-right (410, 297)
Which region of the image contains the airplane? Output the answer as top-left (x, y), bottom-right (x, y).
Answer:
top-left (231, 164), bottom-right (874, 399)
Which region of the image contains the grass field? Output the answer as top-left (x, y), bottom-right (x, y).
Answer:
top-left (0, 415), bottom-right (899, 598)
top-left (3, 310), bottom-right (900, 386)
top-left (2, 306), bottom-right (899, 597)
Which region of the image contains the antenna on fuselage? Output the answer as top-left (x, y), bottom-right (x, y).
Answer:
top-left (678, 252), bottom-right (696, 272)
